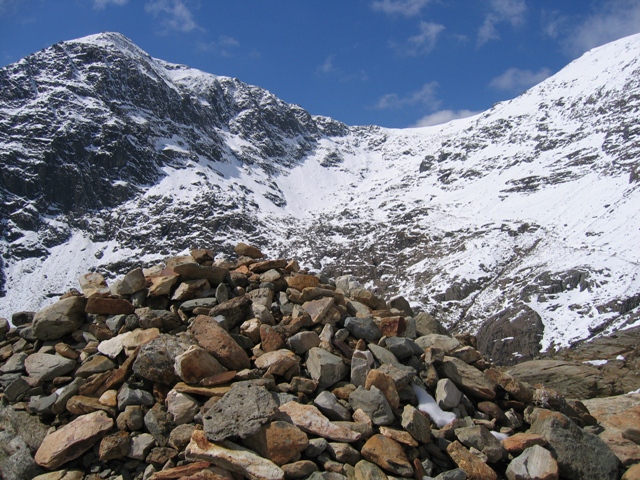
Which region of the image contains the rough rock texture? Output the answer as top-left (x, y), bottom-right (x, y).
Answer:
top-left (32, 297), bottom-right (87, 341)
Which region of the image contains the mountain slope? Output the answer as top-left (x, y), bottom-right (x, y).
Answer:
top-left (1, 32), bottom-right (640, 363)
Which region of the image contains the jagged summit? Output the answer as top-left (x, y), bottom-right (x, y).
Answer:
top-left (1, 32), bottom-right (640, 364)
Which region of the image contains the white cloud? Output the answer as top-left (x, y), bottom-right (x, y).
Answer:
top-left (404, 21), bottom-right (445, 55)
top-left (375, 81), bottom-right (440, 110)
top-left (371, 0), bottom-right (432, 17)
top-left (198, 36), bottom-right (240, 57)
top-left (145, 0), bottom-right (200, 33)
top-left (489, 67), bottom-right (552, 92)
top-left (317, 55), bottom-right (336, 74)
top-left (562, 1), bottom-right (640, 56)
top-left (93, 0), bottom-right (128, 9)
top-left (478, 0), bottom-right (527, 46)
top-left (413, 109), bottom-right (481, 127)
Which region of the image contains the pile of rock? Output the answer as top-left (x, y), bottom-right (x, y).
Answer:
top-left (0, 243), bottom-right (633, 480)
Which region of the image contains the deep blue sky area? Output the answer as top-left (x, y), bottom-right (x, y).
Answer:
top-left (2, 0), bottom-right (640, 128)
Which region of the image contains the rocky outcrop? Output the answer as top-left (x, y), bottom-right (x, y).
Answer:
top-left (0, 243), bottom-right (632, 479)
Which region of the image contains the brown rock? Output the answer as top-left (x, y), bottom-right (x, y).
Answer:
top-left (85, 297), bottom-right (135, 315)
top-left (260, 324), bottom-right (285, 352)
top-left (446, 440), bottom-right (498, 480)
top-left (622, 464), bottom-right (640, 480)
top-left (502, 433), bottom-right (548, 454)
top-left (249, 259), bottom-right (287, 273)
top-left (281, 460), bottom-right (318, 479)
top-left (484, 368), bottom-right (534, 403)
top-left (103, 345), bottom-right (140, 390)
top-left (375, 316), bottom-right (406, 337)
top-left (147, 447), bottom-right (179, 466)
top-left (302, 297), bottom-right (335, 324)
top-left (360, 434), bottom-right (413, 477)
top-left (66, 395), bottom-right (117, 416)
top-left (54, 343), bottom-right (79, 360)
top-left (35, 411), bottom-right (114, 469)
top-left (173, 263), bottom-right (228, 285)
top-left (79, 272), bottom-right (110, 297)
top-left (209, 296), bottom-right (253, 329)
top-left (201, 371), bottom-right (237, 387)
top-left (172, 279), bottom-right (211, 301)
top-left (174, 382), bottom-right (231, 397)
top-left (148, 274), bottom-right (180, 296)
top-left (235, 243), bottom-right (264, 259)
top-left (365, 369), bottom-right (400, 409)
top-left (190, 315), bottom-right (250, 371)
top-left (285, 275), bottom-right (320, 291)
top-left (379, 426), bottom-right (418, 447)
top-left (243, 421), bottom-right (309, 466)
top-left (254, 349), bottom-right (298, 376)
top-left (174, 345), bottom-right (228, 384)
top-left (278, 401), bottom-right (361, 442)
top-left (99, 430), bottom-right (131, 461)
top-left (147, 461), bottom-right (213, 480)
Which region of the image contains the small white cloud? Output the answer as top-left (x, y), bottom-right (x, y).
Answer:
top-left (562, 0), bottom-right (640, 56)
top-left (478, 0), bottom-right (527, 46)
top-left (413, 109), bottom-right (481, 127)
top-left (375, 81), bottom-right (440, 110)
top-left (371, 0), bottom-right (432, 17)
top-left (317, 55), bottom-right (336, 74)
top-left (404, 21), bottom-right (445, 55)
top-left (145, 0), bottom-right (200, 33)
top-left (489, 67), bottom-right (552, 92)
top-left (93, 0), bottom-right (128, 9)
top-left (198, 36), bottom-right (240, 57)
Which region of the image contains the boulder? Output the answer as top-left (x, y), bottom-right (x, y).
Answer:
top-left (505, 445), bottom-right (559, 480)
top-left (243, 421), bottom-right (309, 466)
top-left (190, 315), bottom-right (250, 370)
top-left (24, 353), bottom-right (76, 381)
top-left (277, 402), bottom-right (361, 442)
top-left (360, 434), bottom-right (413, 477)
top-left (437, 356), bottom-right (498, 400)
top-left (307, 347), bottom-right (348, 388)
top-left (32, 297), bottom-right (86, 341)
top-left (132, 334), bottom-right (189, 385)
top-left (174, 345), bottom-right (227, 384)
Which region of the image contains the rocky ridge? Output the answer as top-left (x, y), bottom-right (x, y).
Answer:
top-left (1, 243), bottom-right (639, 480)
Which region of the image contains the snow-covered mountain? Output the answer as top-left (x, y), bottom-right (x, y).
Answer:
top-left (1, 32), bottom-right (640, 364)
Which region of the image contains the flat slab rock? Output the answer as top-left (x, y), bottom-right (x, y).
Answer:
top-left (203, 381), bottom-right (278, 442)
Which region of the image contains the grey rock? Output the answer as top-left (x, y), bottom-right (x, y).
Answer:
top-left (117, 384), bottom-right (155, 410)
top-left (0, 403), bottom-right (49, 452)
top-left (305, 437), bottom-right (329, 457)
top-left (414, 312), bottom-right (449, 337)
top-left (203, 381), bottom-right (278, 441)
top-left (75, 354), bottom-right (115, 377)
top-left (436, 378), bottom-right (463, 410)
top-left (307, 347), bottom-right (349, 389)
top-left (437, 356), bottom-right (498, 400)
top-left (384, 336), bottom-right (422, 359)
top-left (287, 331), bottom-right (321, 355)
top-left (528, 408), bottom-right (618, 479)
top-left (114, 268), bottom-right (146, 295)
top-left (0, 318), bottom-right (9, 338)
top-left (415, 334), bottom-right (461, 352)
top-left (215, 283), bottom-right (229, 304)
top-left (24, 353), bottom-right (76, 381)
top-left (169, 424), bottom-right (195, 450)
top-left (0, 432), bottom-right (44, 480)
top-left (179, 297), bottom-right (218, 312)
top-left (348, 385), bottom-right (394, 426)
top-left (401, 404), bottom-right (431, 443)
top-left (436, 468), bottom-right (467, 480)
top-left (344, 317), bottom-right (382, 342)
top-left (28, 393), bottom-right (57, 414)
top-left (32, 296), bottom-right (87, 341)
top-left (11, 311), bottom-right (35, 327)
top-left (314, 391), bottom-right (352, 421)
top-left (505, 445), bottom-right (559, 480)
top-left (454, 425), bottom-right (507, 463)
top-left (105, 314), bottom-right (127, 333)
top-left (0, 352), bottom-right (28, 373)
top-left (4, 377), bottom-right (31, 402)
top-left (128, 433), bottom-right (156, 460)
top-left (389, 295), bottom-right (414, 316)
top-left (117, 405), bottom-right (145, 431)
top-left (52, 377), bottom-right (86, 414)
top-left (351, 349), bottom-right (375, 387)
top-left (354, 459), bottom-right (388, 480)
top-left (144, 407), bottom-right (174, 447)
top-left (132, 334), bottom-right (189, 385)
top-left (367, 344), bottom-right (401, 366)
top-left (166, 389), bottom-right (199, 425)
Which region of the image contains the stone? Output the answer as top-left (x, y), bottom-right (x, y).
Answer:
top-left (32, 296), bottom-right (87, 341)
top-left (303, 297), bottom-right (335, 324)
top-left (365, 369), bottom-right (400, 409)
top-left (436, 378), bottom-right (463, 410)
top-left (180, 298), bottom-right (219, 312)
top-left (375, 316), bottom-right (406, 337)
top-left (502, 433), bottom-right (548, 453)
top-left (204, 382), bottom-right (278, 441)
top-left (326, 442), bottom-right (361, 465)
top-left (484, 368), bottom-right (534, 403)
top-left (146, 446), bottom-right (179, 466)
top-left (34, 411), bottom-right (114, 470)
top-left (147, 274), bottom-right (179, 296)
top-left (378, 426), bottom-right (419, 447)
top-left (0, 351), bottom-right (27, 373)
top-left (507, 360), bottom-right (616, 399)
top-left (166, 389), bottom-right (200, 424)
top-left (186, 430), bottom-right (285, 480)
top-left (243, 420), bottom-right (309, 466)
top-left (98, 328), bottom-right (160, 358)
top-left (190, 315), bottom-right (250, 371)
top-left (622, 464), bottom-right (640, 480)
top-left (54, 343), bottom-right (79, 360)
top-left (174, 345), bottom-right (227, 384)
top-left (78, 272), bottom-right (110, 297)
top-left (173, 262), bottom-right (228, 285)
top-left (350, 349), bottom-right (375, 387)
top-left (85, 296), bottom-right (135, 315)
top-left (415, 334), bottom-right (461, 352)
top-left (255, 349), bottom-right (299, 376)
top-left (66, 395), bottom-right (116, 416)
top-left (367, 344), bottom-right (401, 366)
top-left (286, 274), bottom-right (320, 291)
top-left (314, 391), bottom-right (352, 421)
top-left (506, 445), bottom-right (559, 480)
top-left (437, 356), bottom-right (498, 400)
top-left (11, 311), bottom-right (35, 326)
top-left (446, 440), bottom-right (498, 480)
top-left (307, 347), bottom-right (349, 388)
top-left (113, 268), bottom-right (146, 295)
top-left (117, 383), bottom-right (155, 410)
top-left (235, 242), bottom-right (264, 258)
top-left (117, 405), bottom-right (145, 431)
top-left (454, 426), bottom-right (507, 463)
top-left (167, 424), bottom-right (195, 451)
top-left (128, 433), bottom-right (156, 460)
top-left (0, 432), bottom-right (44, 480)
top-left (209, 296), bottom-right (253, 329)
top-left (278, 401), bottom-right (361, 442)
top-left (402, 404), bottom-right (432, 443)
top-left (348, 386), bottom-right (394, 426)
top-left (528, 408), bottom-right (619, 480)
top-left (344, 317), bottom-right (382, 342)
top-left (287, 331), bottom-right (321, 355)
top-left (99, 431), bottom-right (131, 461)
top-left (282, 460), bottom-right (319, 479)
top-left (172, 279), bottom-right (211, 301)
top-left (360, 434), bottom-right (413, 477)
top-left (353, 459), bottom-right (388, 480)
top-left (75, 354), bottom-right (115, 377)
top-left (260, 324), bottom-right (285, 352)
top-left (132, 334), bottom-right (188, 385)
top-left (384, 336), bottom-right (421, 359)
top-left (25, 353), bottom-right (76, 381)
top-left (349, 288), bottom-right (386, 310)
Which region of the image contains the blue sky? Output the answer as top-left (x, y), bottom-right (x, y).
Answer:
top-left (2, 0), bottom-right (640, 128)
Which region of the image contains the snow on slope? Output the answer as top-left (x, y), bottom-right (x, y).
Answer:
top-left (1, 32), bottom-right (640, 361)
